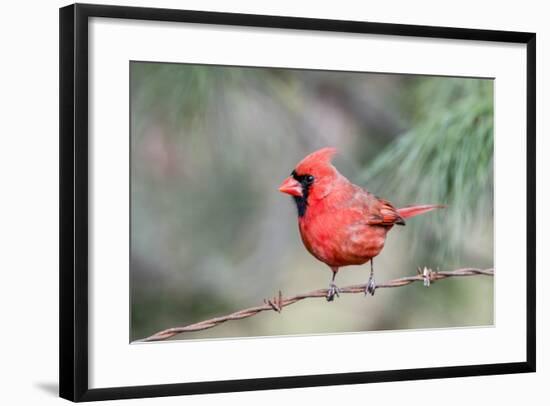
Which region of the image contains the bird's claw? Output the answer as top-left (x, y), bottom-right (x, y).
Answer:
top-left (365, 275), bottom-right (376, 296)
top-left (326, 282), bottom-right (340, 302)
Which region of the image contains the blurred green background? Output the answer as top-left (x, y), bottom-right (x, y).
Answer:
top-left (130, 62), bottom-right (494, 342)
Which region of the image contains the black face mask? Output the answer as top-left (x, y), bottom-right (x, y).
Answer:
top-left (290, 170), bottom-right (314, 217)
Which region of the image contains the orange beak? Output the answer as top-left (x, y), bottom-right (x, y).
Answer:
top-left (278, 176), bottom-right (303, 197)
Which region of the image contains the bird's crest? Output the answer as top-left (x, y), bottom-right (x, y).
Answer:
top-left (295, 147), bottom-right (337, 176)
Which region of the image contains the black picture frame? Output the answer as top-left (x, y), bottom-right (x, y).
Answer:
top-left (59, 3), bottom-right (536, 402)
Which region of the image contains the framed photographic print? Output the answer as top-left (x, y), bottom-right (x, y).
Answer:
top-left (59, 3), bottom-right (536, 402)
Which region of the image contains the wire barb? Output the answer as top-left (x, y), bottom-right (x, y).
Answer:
top-left (139, 267), bottom-right (494, 342)
top-left (422, 266), bottom-right (431, 287)
top-left (263, 290), bottom-right (284, 313)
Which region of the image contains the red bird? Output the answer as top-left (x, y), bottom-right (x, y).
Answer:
top-left (279, 147), bottom-right (444, 301)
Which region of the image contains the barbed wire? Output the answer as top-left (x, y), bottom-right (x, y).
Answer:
top-left (139, 267), bottom-right (494, 342)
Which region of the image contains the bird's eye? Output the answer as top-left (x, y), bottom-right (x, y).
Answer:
top-left (305, 175), bottom-right (314, 184)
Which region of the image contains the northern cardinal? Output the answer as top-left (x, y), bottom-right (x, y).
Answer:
top-left (279, 147), bottom-right (444, 301)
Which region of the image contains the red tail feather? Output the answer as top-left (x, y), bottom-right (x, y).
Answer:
top-left (397, 204), bottom-right (446, 219)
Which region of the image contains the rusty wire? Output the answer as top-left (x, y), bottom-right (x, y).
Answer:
top-left (139, 267), bottom-right (494, 342)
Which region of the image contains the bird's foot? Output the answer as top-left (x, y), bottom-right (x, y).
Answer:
top-left (365, 275), bottom-right (376, 296)
top-left (326, 282), bottom-right (340, 302)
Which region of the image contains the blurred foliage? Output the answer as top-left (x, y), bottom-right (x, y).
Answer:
top-left (130, 62), bottom-right (493, 342)
top-left (360, 78), bottom-right (494, 257)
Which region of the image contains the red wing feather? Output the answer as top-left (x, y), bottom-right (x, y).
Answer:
top-left (367, 198), bottom-right (406, 226)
